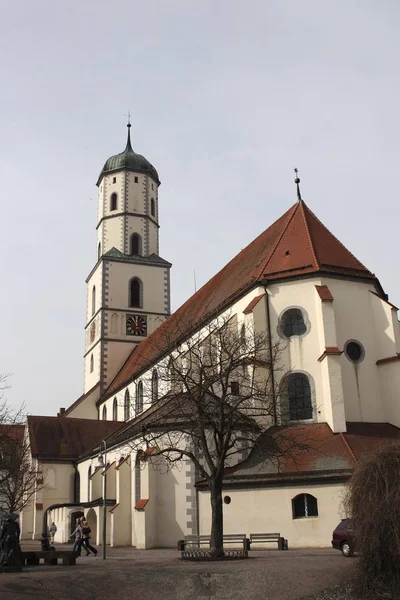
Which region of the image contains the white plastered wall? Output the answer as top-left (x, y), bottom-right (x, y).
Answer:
top-left (198, 483), bottom-right (346, 548)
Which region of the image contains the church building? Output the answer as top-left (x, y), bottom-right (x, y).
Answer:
top-left (20, 125), bottom-right (400, 549)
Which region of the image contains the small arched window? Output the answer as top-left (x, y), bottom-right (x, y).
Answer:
top-left (110, 193), bottom-right (118, 211)
top-left (150, 198), bottom-right (155, 217)
top-left (98, 242), bottom-right (101, 260)
top-left (288, 374), bottom-right (312, 421)
top-left (92, 285), bottom-right (96, 316)
top-left (90, 354), bottom-right (94, 373)
top-left (129, 277), bottom-right (142, 308)
top-left (113, 397), bottom-right (118, 420)
top-left (47, 467), bottom-right (56, 488)
top-left (292, 494), bottom-right (318, 519)
top-left (152, 370), bottom-right (158, 404)
top-left (136, 381), bottom-right (144, 415)
top-left (130, 234), bottom-right (141, 256)
top-left (281, 308), bottom-right (306, 338)
top-left (124, 389), bottom-right (130, 421)
top-left (102, 405), bottom-right (107, 420)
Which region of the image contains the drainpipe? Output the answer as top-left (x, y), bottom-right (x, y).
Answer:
top-left (264, 286), bottom-right (277, 426)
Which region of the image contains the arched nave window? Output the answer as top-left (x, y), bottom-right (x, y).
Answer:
top-left (130, 234), bottom-right (142, 256)
top-left (135, 451), bottom-right (142, 506)
top-left (87, 466), bottom-right (92, 501)
top-left (136, 381), bottom-right (144, 415)
top-left (110, 193), bottom-right (118, 211)
top-left (102, 405), bottom-right (107, 421)
top-left (92, 285), bottom-right (96, 316)
top-left (287, 374), bottom-right (312, 421)
top-left (124, 389), bottom-right (130, 421)
top-left (113, 397), bottom-right (118, 420)
top-left (151, 370), bottom-right (158, 404)
top-left (129, 277), bottom-right (142, 308)
top-left (292, 494), bottom-right (318, 519)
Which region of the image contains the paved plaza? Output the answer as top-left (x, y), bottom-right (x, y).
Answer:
top-left (0, 543), bottom-right (356, 600)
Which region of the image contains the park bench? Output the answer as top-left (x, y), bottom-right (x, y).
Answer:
top-left (249, 533), bottom-right (286, 550)
top-left (22, 550), bottom-right (78, 566)
top-left (180, 533), bottom-right (248, 550)
top-left (178, 534), bottom-right (249, 558)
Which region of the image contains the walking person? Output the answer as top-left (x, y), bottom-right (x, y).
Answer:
top-left (49, 522), bottom-right (57, 544)
top-left (69, 518), bottom-right (83, 556)
top-left (81, 520), bottom-right (97, 556)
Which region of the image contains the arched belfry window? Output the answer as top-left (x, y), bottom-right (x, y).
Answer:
top-left (92, 285), bottom-right (96, 316)
top-left (130, 234), bottom-right (142, 256)
top-left (102, 405), bottom-right (107, 421)
top-left (288, 374), bottom-right (312, 421)
top-left (136, 381), bottom-right (144, 415)
top-left (150, 198), bottom-right (155, 217)
top-left (152, 370), bottom-right (158, 404)
top-left (90, 354), bottom-right (94, 373)
top-left (110, 193), bottom-right (118, 211)
top-left (98, 242), bottom-right (101, 260)
top-left (113, 397), bottom-right (118, 420)
top-left (124, 389), bottom-right (130, 421)
top-left (292, 494), bottom-right (318, 519)
top-left (129, 277), bottom-right (142, 308)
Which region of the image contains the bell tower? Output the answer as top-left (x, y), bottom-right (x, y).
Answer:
top-left (83, 122), bottom-right (171, 396)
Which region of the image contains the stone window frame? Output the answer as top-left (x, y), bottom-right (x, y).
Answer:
top-left (292, 493), bottom-right (319, 519)
top-left (279, 370), bottom-right (317, 424)
top-left (344, 339), bottom-right (365, 364)
top-left (277, 306), bottom-right (310, 340)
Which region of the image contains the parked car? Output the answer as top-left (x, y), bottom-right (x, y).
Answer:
top-left (331, 518), bottom-right (355, 557)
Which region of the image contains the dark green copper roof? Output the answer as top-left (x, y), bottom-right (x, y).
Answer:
top-left (97, 124), bottom-right (159, 186)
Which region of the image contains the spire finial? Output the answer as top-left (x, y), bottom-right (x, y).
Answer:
top-left (124, 110), bottom-right (132, 150)
top-left (294, 168), bottom-right (302, 202)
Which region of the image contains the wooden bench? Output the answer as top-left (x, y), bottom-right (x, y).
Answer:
top-left (22, 551), bottom-right (78, 566)
top-left (249, 533), bottom-right (285, 550)
top-left (182, 533), bottom-right (248, 549)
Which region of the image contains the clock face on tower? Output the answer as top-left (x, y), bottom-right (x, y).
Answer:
top-left (126, 314), bottom-right (147, 337)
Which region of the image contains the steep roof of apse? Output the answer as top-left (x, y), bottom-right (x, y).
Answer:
top-left (97, 124), bottom-right (159, 186)
top-left (104, 199), bottom-right (383, 398)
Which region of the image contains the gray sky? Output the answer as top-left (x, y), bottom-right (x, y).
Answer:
top-left (1, 0), bottom-right (399, 415)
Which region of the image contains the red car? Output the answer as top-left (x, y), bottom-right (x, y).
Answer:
top-left (331, 518), bottom-right (355, 557)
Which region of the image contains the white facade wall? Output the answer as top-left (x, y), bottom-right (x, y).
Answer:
top-left (198, 483), bottom-right (346, 548)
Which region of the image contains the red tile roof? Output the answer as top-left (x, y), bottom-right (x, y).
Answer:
top-left (243, 294), bottom-right (265, 314)
top-left (315, 285), bottom-right (334, 302)
top-left (376, 354), bottom-right (400, 366)
top-left (219, 422), bottom-right (400, 484)
top-left (134, 499), bottom-right (149, 510)
top-left (105, 201), bottom-right (382, 399)
top-left (27, 416), bottom-right (123, 460)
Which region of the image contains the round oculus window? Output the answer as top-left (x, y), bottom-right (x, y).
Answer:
top-left (223, 496), bottom-right (231, 505)
top-left (345, 340), bottom-right (364, 363)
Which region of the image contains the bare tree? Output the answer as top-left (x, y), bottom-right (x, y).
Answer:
top-left (126, 314), bottom-right (309, 558)
top-left (0, 374), bottom-right (42, 514)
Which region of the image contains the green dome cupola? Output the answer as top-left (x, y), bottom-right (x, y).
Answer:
top-left (97, 123), bottom-right (160, 186)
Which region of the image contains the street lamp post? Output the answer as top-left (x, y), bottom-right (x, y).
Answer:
top-left (96, 440), bottom-right (107, 560)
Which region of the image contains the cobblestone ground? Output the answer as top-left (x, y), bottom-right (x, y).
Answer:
top-left (0, 543), bottom-right (356, 600)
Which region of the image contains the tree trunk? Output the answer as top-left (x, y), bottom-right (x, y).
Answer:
top-left (210, 474), bottom-right (224, 558)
